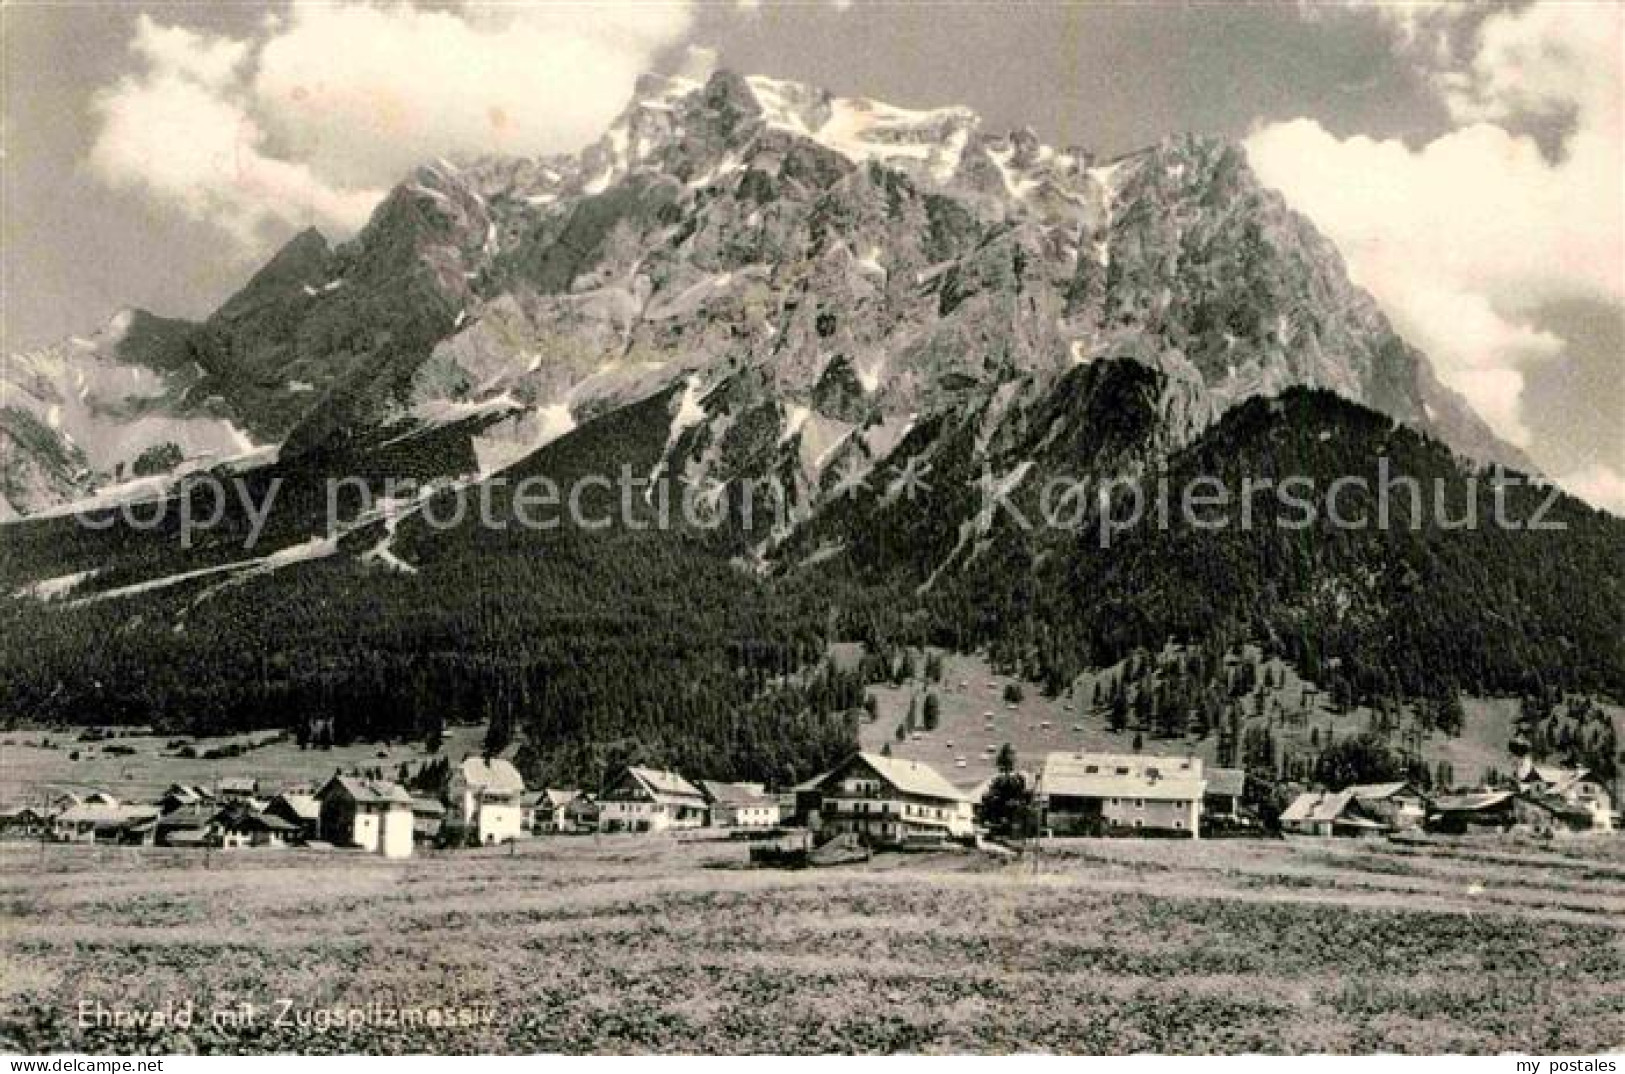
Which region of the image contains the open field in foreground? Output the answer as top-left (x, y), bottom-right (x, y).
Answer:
top-left (2, 835), bottom-right (1623, 1054)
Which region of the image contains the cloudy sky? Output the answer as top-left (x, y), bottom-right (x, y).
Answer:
top-left (2, 1), bottom-right (1620, 509)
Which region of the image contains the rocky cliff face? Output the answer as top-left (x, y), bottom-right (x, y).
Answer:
top-left (2, 68), bottom-right (1528, 520)
top-left (0, 310), bottom-right (258, 518)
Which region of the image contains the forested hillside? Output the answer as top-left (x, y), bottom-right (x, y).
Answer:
top-left (3, 385), bottom-right (1620, 792)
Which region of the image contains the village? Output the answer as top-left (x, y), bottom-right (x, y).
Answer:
top-left (0, 738), bottom-right (1614, 861)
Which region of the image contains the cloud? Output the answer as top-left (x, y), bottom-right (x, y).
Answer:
top-left (129, 15), bottom-right (250, 89)
top-left (88, 3), bottom-right (695, 255)
top-left (1556, 463), bottom-right (1625, 517)
top-left (1246, 2), bottom-right (1623, 455)
top-left (89, 16), bottom-right (383, 251)
top-left (253, 2), bottom-right (694, 189)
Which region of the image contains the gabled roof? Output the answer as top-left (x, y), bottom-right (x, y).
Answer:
top-left (212, 807), bottom-right (297, 833)
top-left (1521, 792), bottom-right (1594, 823)
top-left (155, 804), bottom-right (217, 829)
top-left (1516, 758), bottom-right (1592, 789)
top-left (1041, 752), bottom-right (1206, 802)
top-left (792, 770), bottom-right (830, 793)
top-left (699, 780), bottom-right (777, 807)
top-left (1347, 782), bottom-right (1419, 801)
top-left (55, 803), bottom-right (156, 826)
top-left (268, 793), bottom-right (320, 821)
top-left (621, 766), bottom-right (705, 803)
top-left (1205, 768), bottom-right (1247, 798)
top-left (457, 756), bottom-right (525, 795)
top-left (318, 775), bottom-right (413, 806)
top-left (1280, 790), bottom-right (1357, 824)
top-left (826, 753), bottom-right (968, 803)
top-left (410, 797), bottom-right (446, 816)
top-left (1432, 790), bottom-right (1515, 812)
top-left (540, 788), bottom-right (580, 808)
top-left (1536, 766), bottom-right (1590, 794)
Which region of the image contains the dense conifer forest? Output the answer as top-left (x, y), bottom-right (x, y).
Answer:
top-left (2, 388), bottom-right (1620, 789)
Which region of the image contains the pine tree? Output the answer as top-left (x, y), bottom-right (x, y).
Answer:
top-left (484, 709), bottom-right (514, 758)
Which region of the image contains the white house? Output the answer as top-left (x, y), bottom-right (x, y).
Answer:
top-left (699, 781), bottom-right (781, 829)
top-left (51, 803), bottom-right (155, 844)
top-left (598, 767), bottom-right (708, 832)
top-left (315, 776), bottom-right (414, 858)
top-left (447, 756), bottom-right (527, 844)
top-left (1516, 760), bottom-right (1614, 831)
top-left (805, 752), bottom-right (974, 846)
top-left (530, 789), bottom-right (584, 833)
top-left (1347, 782), bottom-right (1428, 830)
top-left (1040, 752), bottom-right (1206, 838)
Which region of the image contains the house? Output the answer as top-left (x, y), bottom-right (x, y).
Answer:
top-left (0, 806), bottom-right (49, 839)
top-left (1041, 752), bottom-right (1206, 838)
top-left (699, 781), bottom-right (781, 829)
top-left (410, 797), bottom-right (446, 844)
top-left (82, 791), bottom-right (119, 807)
top-left (1347, 782), bottom-right (1428, 830)
top-left (217, 777), bottom-right (259, 802)
top-left (153, 804), bottom-right (219, 847)
top-left (530, 789), bottom-right (583, 833)
top-left (51, 803), bottom-right (157, 844)
top-left (519, 791), bottom-right (543, 834)
top-left (1202, 768), bottom-right (1248, 821)
top-left (118, 816), bottom-right (160, 846)
top-left (1515, 760), bottom-right (1614, 831)
top-left (315, 776), bottom-right (414, 858)
top-left (159, 785), bottom-right (213, 813)
top-left (447, 756), bottom-right (526, 845)
top-left (264, 793), bottom-right (321, 843)
top-left (1514, 791), bottom-right (1599, 834)
top-left (598, 767), bottom-right (708, 832)
top-left (211, 805), bottom-right (298, 849)
top-left (1280, 790), bottom-right (1388, 837)
top-left (1426, 790), bottom-right (1517, 834)
top-left (805, 752), bottom-right (974, 846)
top-left (562, 793), bottom-right (599, 832)
top-left (787, 773), bottom-right (828, 828)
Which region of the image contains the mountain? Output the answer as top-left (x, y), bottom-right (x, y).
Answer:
top-left (0, 309), bottom-right (258, 518)
top-left (1, 69), bottom-right (1618, 787)
top-left (5, 68), bottom-right (1528, 520)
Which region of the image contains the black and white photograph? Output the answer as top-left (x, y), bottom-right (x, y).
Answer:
top-left (1, 0), bottom-right (1622, 1059)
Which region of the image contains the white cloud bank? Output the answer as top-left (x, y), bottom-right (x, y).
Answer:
top-left (89, 2), bottom-right (694, 253)
top-left (1246, 1), bottom-right (1623, 465)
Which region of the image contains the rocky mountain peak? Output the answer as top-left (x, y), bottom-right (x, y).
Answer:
top-left (2, 68), bottom-right (1533, 521)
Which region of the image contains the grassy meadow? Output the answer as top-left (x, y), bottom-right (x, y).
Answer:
top-left (2, 834), bottom-right (1622, 1054)
top-left (854, 649), bottom-right (1623, 789)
